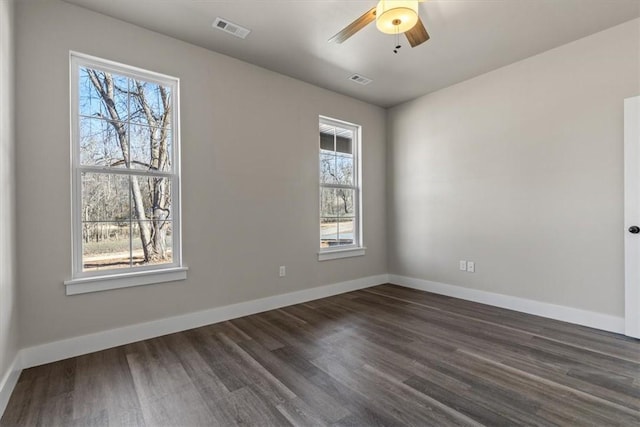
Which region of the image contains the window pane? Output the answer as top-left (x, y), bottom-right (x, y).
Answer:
top-left (320, 187), bottom-right (338, 217)
top-left (336, 155), bottom-right (353, 185)
top-left (131, 176), bottom-right (172, 220)
top-left (81, 173), bottom-right (130, 221)
top-left (130, 80), bottom-right (172, 126)
top-left (131, 221), bottom-right (173, 266)
top-left (79, 117), bottom-right (127, 167)
top-left (337, 218), bottom-right (355, 246)
top-left (82, 221), bottom-right (131, 272)
top-left (79, 68), bottom-right (129, 121)
top-left (79, 71), bottom-right (105, 118)
top-left (320, 131), bottom-right (335, 152)
top-left (337, 189), bottom-right (355, 219)
top-left (129, 124), bottom-right (172, 172)
top-left (335, 130), bottom-right (353, 155)
top-left (320, 153), bottom-right (337, 184)
top-left (320, 218), bottom-right (339, 249)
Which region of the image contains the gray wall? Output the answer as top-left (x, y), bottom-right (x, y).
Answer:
top-left (388, 19), bottom-right (640, 317)
top-left (13, 0), bottom-right (638, 351)
top-left (15, 0), bottom-right (387, 348)
top-left (0, 0), bottom-right (18, 384)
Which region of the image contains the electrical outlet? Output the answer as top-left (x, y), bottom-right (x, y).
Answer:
top-left (467, 261), bottom-right (475, 273)
top-left (459, 260), bottom-right (467, 271)
top-left (279, 266), bottom-right (286, 277)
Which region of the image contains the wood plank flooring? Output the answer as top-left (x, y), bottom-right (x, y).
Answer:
top-left (2, 284), bottom-right (639, 426)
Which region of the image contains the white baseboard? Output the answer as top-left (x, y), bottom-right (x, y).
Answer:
top-left (19, 274), bottom-right (389, 370)
top-left (389, 275), bottom-right (625, 334)
top-left (0, 354), bottom-right (22, 418)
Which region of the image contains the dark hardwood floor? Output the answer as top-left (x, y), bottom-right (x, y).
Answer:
top-left (2, 284), bottom-right (639, 426)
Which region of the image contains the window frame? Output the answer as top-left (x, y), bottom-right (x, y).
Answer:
top-left (318, 116), bottom-right (365, 261)
top-left (66, 52), bottom-right (186, 294)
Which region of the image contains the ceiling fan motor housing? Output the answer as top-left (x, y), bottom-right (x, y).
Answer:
top-left (376, 0), bottom-right (419, 34)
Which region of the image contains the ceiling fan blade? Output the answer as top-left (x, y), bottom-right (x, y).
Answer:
top-left (405, 17), bottom-right (430, 48)
top-left (328, 7), bottom-right (377, 44)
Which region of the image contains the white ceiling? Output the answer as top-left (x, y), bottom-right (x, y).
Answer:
top-left (62, 0), bottom-right (640, 108)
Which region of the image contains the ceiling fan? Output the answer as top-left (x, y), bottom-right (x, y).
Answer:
top-left (329, 0), bottom-right (430, 49)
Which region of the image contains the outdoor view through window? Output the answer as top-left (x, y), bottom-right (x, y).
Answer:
top-left (72, 55), bottom-right (180, 276)
top-left (319, 117), bottom-right (360, 250)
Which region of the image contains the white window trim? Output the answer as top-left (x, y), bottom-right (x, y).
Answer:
top-left (64, 267), bottom-right (188, 295)
top-left (318, 116), bottom-right (365, 261)
top-left (318, 247), bottom-right (366, 261)
top-left (67, 52), bottom-right (186, 294)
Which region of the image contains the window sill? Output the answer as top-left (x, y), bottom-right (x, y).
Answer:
top-left (318, 247), bottom-right (366, 261)
top-left (64, 267), bottom-right (188, 295)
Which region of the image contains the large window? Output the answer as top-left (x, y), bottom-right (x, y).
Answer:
top-left (66, 52), bottom-right (185, 294)
top-left (319, 116), bottom-right (364, 260)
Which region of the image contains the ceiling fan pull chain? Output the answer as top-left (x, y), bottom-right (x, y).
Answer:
top-left (394, 26), bottom-right (402, 54)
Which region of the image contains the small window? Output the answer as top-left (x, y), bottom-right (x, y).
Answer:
top-left (319, 116), bottom-right (364, 261)
top-left (67, 52), bottom-right (185, 294)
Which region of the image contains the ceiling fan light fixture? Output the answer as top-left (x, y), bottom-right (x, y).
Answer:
top-left (375, 0), bottom-right (419, 34)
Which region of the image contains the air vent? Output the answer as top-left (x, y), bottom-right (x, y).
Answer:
top-left (348, 74), bottom-right (373, 86)
top-left (212, 17), bottom-right (251, 39)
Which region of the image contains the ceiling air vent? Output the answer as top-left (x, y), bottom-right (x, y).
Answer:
top-left (349, 74), bottom-right (373, 86)
top-left (212, 17), bottom-right (251, 39)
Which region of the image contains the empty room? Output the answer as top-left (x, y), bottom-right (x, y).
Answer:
top-left (1, 0), bottom-right (639, 425)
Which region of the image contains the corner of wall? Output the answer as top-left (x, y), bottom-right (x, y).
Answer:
top-left (0, 0), bottom-right (21, 418)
